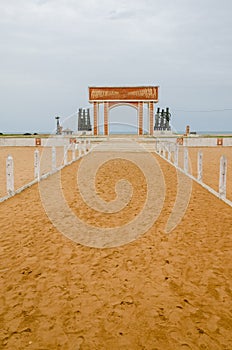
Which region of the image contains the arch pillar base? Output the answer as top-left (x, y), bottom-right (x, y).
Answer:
top-left (138, 102), bottom-right (143, 136)
top-left (149, 102), bottom-right (154, 135)
top-left (104, 102), bottom-right (109, 136)
top-left (93, 102), bottom-right (99, 136)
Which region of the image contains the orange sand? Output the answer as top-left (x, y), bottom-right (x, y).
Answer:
top-left (0, 147), bottom-right (232, 349)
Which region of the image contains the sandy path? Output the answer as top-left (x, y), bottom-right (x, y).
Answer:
top-left (0, 147), bottom-right (232, 349)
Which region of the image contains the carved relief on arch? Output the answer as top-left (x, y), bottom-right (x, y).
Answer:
top-left (108, 101), bottom-right (139, 110)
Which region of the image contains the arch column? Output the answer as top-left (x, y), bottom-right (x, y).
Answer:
top-left (93, 102), bottom-right (99, 135)
top-left (149, 101), bottom-right (154, 135)
top-left (104, 102), bottom-right (109, 136)
top-left (138, 102), bottom-right (143, 135)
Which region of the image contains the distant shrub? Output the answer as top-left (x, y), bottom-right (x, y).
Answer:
top-left (24, 133), bottom-right (32, 135)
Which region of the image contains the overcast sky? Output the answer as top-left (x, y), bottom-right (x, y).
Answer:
top-left (0, 0), bottom-right (232, 133)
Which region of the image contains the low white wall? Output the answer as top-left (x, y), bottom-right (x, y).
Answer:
top-left (222, 138), bottom-right (232, 146)
top-left (155, 137), bottom-right (177, 143)
top-left (183, 137), bottom-right (217, 147)
top-left (183, 137), bottom-right (232, 147)
top-left (41, 137), bottom-right (71, 147)
top-left (153, 131), bottom-right (173, 137)
top-left (0, 137), bottom-right (83, 147)
top-left (0, 138), bottom-right (35, 146)
top-left (1, 136), bottom-right (232, 147)
top-left (156, 137), bottom-right (232, 147)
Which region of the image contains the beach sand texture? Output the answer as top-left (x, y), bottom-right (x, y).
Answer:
top-left (0, 145), bottom-right (232, 349)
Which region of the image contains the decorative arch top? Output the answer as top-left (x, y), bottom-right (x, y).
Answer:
top-left (108, 102), bottom-right (139, 110)
top-left (89, 86), bottom-right (158, 102)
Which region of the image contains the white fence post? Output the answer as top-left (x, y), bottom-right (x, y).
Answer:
top-left (6, 155), bottom-right (14, 195)
top-left (84, 140), bottom-right (87, 154)
top-left (219, 155), bottom-right (227, 199)
top-left (184, 147), bottom-right (188, 173)
top-left (75, 144), bottom-right (79, 158)
top-left (78, 144), bottom-right (81, 158)
top-left (174, 144), bottom-right (179, 166)
top-left (52, 146), bottom-right (56, 172)
top-left (72, 144), bottom-right (76, 161)
top-left (156, 142), bottom-right (159, 153)
top-left (162, 144), bottom-right (166, 158)
top-left (164, 144), bottom-right (167, 158)
top-left (34, 149), bottom-right (40, 180)
top-left (168, 144), bottom-right (171, 161)
top-left (197, 151), bottom-right (203, 182)
top-left (64, 145), bottom-right (68, 165)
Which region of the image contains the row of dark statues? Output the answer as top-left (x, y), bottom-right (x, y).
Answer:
top-left (76, 106), bottom-right (171, 132)
top-left (154, 107), bottom-right (171, 131)
top-left (78, 108), bottom-right (92, 131)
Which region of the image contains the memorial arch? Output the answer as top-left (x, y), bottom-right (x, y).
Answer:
top-left (89, 86), bottom-right (159, 136)
top-left (108, 102), bottom-right (138, 134)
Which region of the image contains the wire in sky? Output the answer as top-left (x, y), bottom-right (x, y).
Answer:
top-left (172, 108), bottom-right (232, 113)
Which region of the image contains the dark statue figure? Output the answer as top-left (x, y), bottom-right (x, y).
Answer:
top-left (78, 108), bottom-right (92, 131)
top-left (154, 107), bottom-right (171, 131)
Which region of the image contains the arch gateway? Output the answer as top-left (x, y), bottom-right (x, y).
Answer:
top-left (89, 86), bottom-right (159, 136)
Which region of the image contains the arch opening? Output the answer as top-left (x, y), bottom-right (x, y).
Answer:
top-left (108, 104), bottom-right (138, 135)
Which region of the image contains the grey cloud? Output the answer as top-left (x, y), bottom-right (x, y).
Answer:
top-left (33, 0), bottom-right (51, 5)
top-left (107, 9), bottom-right (135, 20)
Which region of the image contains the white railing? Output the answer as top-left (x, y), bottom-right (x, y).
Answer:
top-left (0, 140), bottom-right (92, 203)
top-left (155, 140), bottom-right (232, 207)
